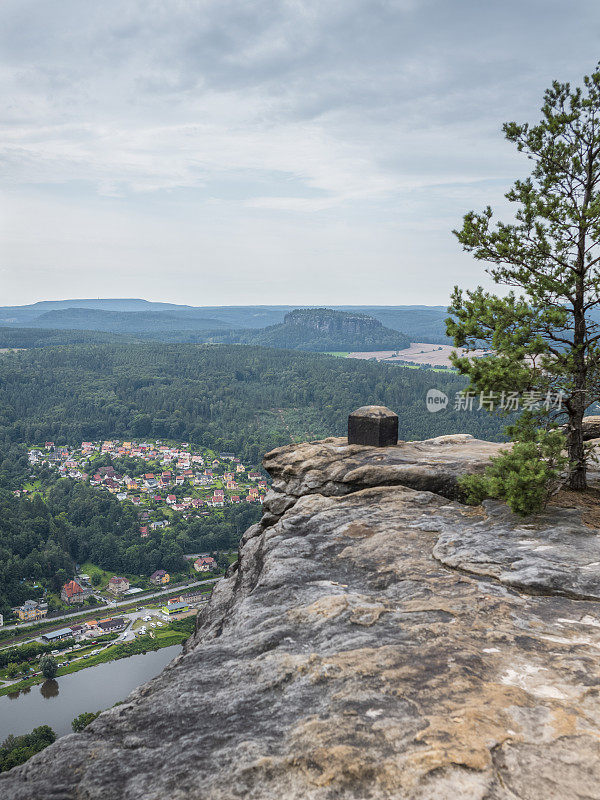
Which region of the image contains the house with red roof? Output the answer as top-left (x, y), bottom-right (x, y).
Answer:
top-left (108, 576), bottom-right (130, 595)
top-left (61, 580), bottom-right (85, 605)
top-left (194, 556), bottom-right (217, 572)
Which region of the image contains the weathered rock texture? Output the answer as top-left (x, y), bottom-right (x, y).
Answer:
top-left (572, 415), bottom-right (600, 441)
top-left (3, 434), bottom-right (600, 799)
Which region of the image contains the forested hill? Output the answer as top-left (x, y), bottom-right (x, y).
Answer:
top-left (26, 307), bottom-right (235, 332)
top-left (0, 343), bottom-right (505, 463)
top-left (0, 327), bottom-right (132, 348)
top-left (240, 308), bottom-right (411, 351)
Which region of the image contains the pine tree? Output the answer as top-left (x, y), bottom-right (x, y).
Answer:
top-left (449, 64), bottom-right (600, 490)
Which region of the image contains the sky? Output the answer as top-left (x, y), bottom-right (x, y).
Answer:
top-left (1, 0), bottom-right (600, 307)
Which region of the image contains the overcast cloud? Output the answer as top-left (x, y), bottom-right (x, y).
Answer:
top-left (1, 0), bottom-right (599, 305)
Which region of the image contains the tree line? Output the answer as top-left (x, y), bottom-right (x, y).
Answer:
top-left (0, 343), bottom-right (506, 461)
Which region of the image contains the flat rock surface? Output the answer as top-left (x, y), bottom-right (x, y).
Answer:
top-left (263, 433), bottom-right (505, 501)
top-left (3, 437), bottom-right (600, 800)
top-left (433, 499), bottom-right (600, 599)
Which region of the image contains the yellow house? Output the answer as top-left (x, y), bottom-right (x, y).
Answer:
top-left (150, 570), bottom-right (170, 585)
top-left (16, 600), bottom-right (48, 621)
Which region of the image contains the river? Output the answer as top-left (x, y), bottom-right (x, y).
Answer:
top-left (0, 645), bottom-right (181, 740)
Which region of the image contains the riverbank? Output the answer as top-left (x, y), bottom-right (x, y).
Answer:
top-left (0, 645), bottom-right (182, 740)
top-left (0, 620), bottom-right (193, 698)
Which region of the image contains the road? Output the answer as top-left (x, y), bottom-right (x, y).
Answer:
top-left (0, 603), bottom-right (208, 688)
top-left (2, 577), bottom-right (220, 634)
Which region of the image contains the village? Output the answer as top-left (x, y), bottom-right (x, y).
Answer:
top-left (0, 441), bottom-right (267, 696)
top-left (0, 578), bottom-right (210, 696)
top-left (10, 558), bottom-right (219, 625)
top-left (0, 560), bottom-right (223, 695)
top-left (24, 438), bottom-right (269, 535)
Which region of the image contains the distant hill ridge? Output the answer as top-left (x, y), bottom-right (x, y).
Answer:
top-left (0, 299), bottom-right (453, 344)
top-left (29, 307), bottom-right (235, 332)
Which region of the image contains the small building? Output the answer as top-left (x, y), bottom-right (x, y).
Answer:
top-left (97, 617), bottom-right (126, 633)
top-left (61, 580), bottom-right (85, 605)
top-left (108, 576), bottom-right (130, 595)
top-left (161, 602), bottom-right (189, 617)
top-left (42, 627), bottom-right (73, 643)
top-left (194, 556), bottom-right (217, 572)
top-left (70, 623), bottom-right (86, 636)
top-left (16, 600), bottom-right (48, 621)
top-left (150, 569), bottom-right (170, 586)
top-left (123, 587), bottom-right (144, 596)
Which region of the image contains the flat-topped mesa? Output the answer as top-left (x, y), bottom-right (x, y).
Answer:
top-left (4, 426), bottom-right (600, 800)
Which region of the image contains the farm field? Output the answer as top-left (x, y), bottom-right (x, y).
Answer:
top-left (347, 343), bottom-right (488, 368)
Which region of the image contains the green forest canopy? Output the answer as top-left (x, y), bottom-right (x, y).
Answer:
top-left (0, 342), bottom-right (505, 460)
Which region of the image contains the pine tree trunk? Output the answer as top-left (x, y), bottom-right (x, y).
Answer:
top-left (567, 403), bottom-right (586, 490)
top-left (569, 272), bottom-right (587, 490)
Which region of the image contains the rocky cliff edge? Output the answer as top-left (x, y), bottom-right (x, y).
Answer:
top-left (3, 434), bottom-right (600, 800)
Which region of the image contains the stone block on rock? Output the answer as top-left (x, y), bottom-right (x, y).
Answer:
top-left (348, 405), bottom-right (398, 447)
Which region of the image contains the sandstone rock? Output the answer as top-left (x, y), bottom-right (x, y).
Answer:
top-left (263, 433), bottom-right (504, 508)
top-left (581, 415), bottom-right (600, 440)
top-left (562, 414), bottom-right (600, 441)
top-left (3, 436), bottom-right (600, 800)
top-left (433, 499), bottom-right (600, 599)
